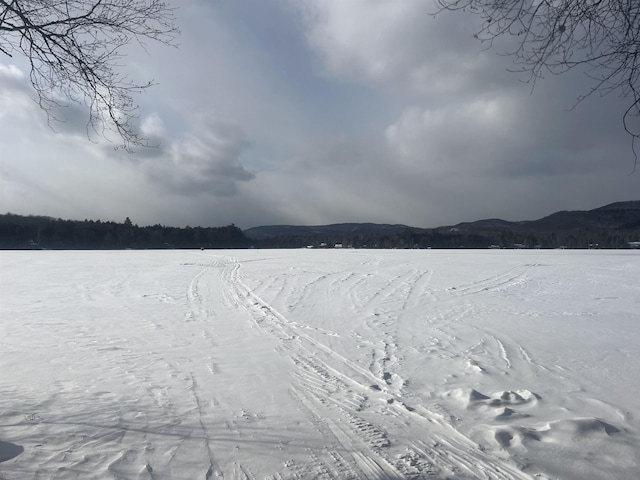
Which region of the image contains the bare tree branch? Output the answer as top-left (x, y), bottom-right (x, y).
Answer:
top-left (0, 0), bottom-right (178, 150)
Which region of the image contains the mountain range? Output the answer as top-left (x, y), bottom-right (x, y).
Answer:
top-left (244, 201), bottom-right (640, 249)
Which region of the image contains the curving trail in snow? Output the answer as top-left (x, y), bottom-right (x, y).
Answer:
top-left (1, 249), bottom-right (639, 479)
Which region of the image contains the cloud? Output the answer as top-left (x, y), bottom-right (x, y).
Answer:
top-left (298, 0), bottom-right (420, 81)
top-left (385, 94), bottom-right (520, 174)
top-left (0, 63), bottom-right (26, 82)
top-left (119, 113), bottom-right (255, 197)
top-left (0, 62), bottom-right (105, 138)
top-left (1, 61), bottom-right (256, 225)
top-left (2, 1), bottom-right (638, 231)
top-left (0, 64), bottom-right (38, 121)
top-left (290, 1), bottom-right (502, 98)
top-left (383, 83), bottom-right (633, 181)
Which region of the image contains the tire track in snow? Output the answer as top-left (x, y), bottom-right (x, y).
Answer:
top-left (446, 264), bottom-right (535, 297)
top-left (494, 337), bottom-right (512, 370)
top-left (359, 268), bottom-right (436, 397)
top-left (182, 256), bottom-right (265, 479)
top-left (263, 262), bottom-right (435, 402)
top-left (185, 267), bottom-right (207, 323)
top-left (227, 261), bottom-right (418, 477)
top-left (189, 374), bottom-right (223, 479)
top-left (192, 255), bottom-right (377, 479)
top-left (350, 268), bottom-right (421, 313)
top-left (226, 257), bottom-right (532, 480)
top-left (398, 268), bottom-right (436, 312)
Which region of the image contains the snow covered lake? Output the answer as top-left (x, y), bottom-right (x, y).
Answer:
top-left (1, 249), bottom-right (639, 479)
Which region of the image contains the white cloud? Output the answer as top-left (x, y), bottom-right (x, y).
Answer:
top-left (0, 63), bottom-right (25, 80)
top-left (300, 0), bottom-right (416, 80)
top-left (140, 113), bottom-right (167, 139)
top-left (0, 64), bottom-right (37, 122)
top-left (291, 1), bottom-right (494, 98)
top-left (384, 93), bottom-right (521, 176)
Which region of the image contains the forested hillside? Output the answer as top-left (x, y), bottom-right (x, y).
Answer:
top-left (0, 214), bottom-right (251, 249)
top-left (247, 201), bottom-right (640, 249)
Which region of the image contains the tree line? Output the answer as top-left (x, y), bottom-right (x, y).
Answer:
top-left (2, 209), bottom-right (639, 251)
top-left (0, 214), bottom-right (251, 249)
top-left (250, 226), bottom-right (640, 250)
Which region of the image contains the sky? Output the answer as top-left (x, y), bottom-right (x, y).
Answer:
top-left (1, 0), bottom-right (638, 229)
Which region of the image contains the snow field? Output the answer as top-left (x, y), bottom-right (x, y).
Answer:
top-left (0, 249), bottom-right (639, 479)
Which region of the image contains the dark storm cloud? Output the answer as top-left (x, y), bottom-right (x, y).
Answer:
top-left (124, 114), bottom-right (256, 197)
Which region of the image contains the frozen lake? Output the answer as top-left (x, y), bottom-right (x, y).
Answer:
top-left (1, 249), bottom-right (639, 479)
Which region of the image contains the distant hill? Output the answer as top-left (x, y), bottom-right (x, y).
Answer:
top-left (594, 200), bottom-right (640, 211)
top-left (448, 200), bottom-right (640, 233)
top-left (245, 201), bottom-right (640, 249)
top-left (450, 218), bottom-right (525, 230)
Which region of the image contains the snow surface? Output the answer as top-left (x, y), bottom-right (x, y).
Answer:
top-left (1, 249), bottom-right (639, 479)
